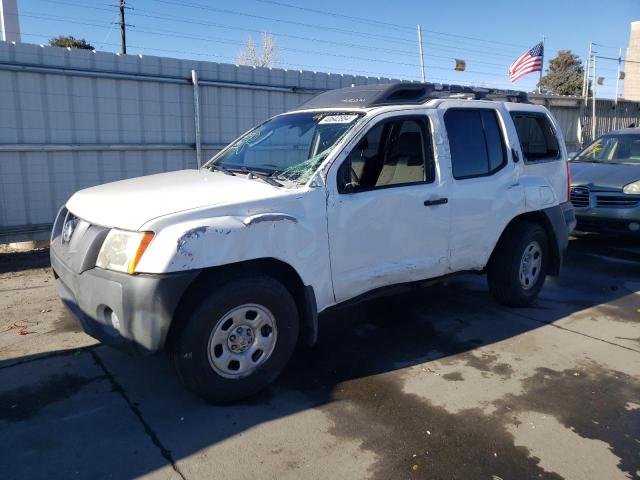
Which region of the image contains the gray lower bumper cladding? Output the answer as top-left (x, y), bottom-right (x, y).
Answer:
top-left (51, 249), bottom-right (198, 354)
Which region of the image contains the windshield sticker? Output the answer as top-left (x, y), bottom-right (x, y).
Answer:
top-left (319, 114), bottom-right (359, 125)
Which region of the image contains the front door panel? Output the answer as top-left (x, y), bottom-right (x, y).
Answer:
top-left (326, 112), bottom-right (450, 303)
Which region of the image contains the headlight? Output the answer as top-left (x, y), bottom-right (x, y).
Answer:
top-left (623, 180), bottom-right (640, 195)
top-left (96, 230), bottom-right (154, 274)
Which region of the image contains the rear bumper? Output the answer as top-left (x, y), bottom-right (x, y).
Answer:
top-left (51, 248), bottom-right (198, 354)
top-left (542, 201), bottom-right (575, 275)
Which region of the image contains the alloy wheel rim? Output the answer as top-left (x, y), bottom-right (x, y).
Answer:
top-left (519, 240), bottom-right (542, 290)
top-left (207, 304), bottom-right (278, 379)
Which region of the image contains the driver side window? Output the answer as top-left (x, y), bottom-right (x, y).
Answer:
top-left (338, 117), bottom-right (433, 193)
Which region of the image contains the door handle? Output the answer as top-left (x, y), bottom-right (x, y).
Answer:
top-left (424, 198), bottom-right (448, 206)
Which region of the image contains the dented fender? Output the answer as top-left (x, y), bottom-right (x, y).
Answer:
top-left (138, 213), bottom-right (314, 272)
top-left (133, 188), bottom-right (335, 312)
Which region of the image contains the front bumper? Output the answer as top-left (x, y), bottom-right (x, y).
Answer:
top-left (51, 247), bottom-right (198, 354)
top-left (573, 207), bottom-right (640, 235)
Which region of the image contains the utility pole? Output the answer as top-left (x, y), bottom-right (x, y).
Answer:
top-left (191, 70), bottom-right (202, 168)
top-left (417, 24), bottom-right (425, 82)
top-left (0, 0), bottom-right (21, 42)
top-left (582, 42), bottom-right (592, 102)
top-left (119, 0), bottom-right (126, 55)
top-left (614, 47), bottom-right (622, 130)
top-left (591, 54), bottom-right (597, 142)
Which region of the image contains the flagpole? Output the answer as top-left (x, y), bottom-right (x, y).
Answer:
top-left (538, 35), bottom-right (545, 94)
top-left (614, 47), bottom-right (622, 130)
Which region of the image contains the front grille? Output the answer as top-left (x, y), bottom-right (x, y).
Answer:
top-left (570, 188), bottom-right (590, 208)
top-left (595, 195), bottom-right (640, 208)
top-left (51, 208), bottom-right (109, 274)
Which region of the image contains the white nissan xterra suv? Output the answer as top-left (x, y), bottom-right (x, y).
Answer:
top-left (51, 83), bottom-right (575, 403)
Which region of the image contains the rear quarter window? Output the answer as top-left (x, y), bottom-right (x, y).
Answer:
top-left (511, 112), bottom-right (560, 162)
top-left (444, 109), bottom-right (507, 180)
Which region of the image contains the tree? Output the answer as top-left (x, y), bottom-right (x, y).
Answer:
top-left (538, 50), bottom-right (585, 96)
top-left (49, 35), bottom-right (94, 50)
top-left (236, 33), bottom-right (280, 68)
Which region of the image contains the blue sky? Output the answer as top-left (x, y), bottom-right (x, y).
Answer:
top-left (16, 0), bottom-right (639, 98)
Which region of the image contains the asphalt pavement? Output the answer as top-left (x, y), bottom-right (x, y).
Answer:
top-left (0, 236), bottom-right (639, 480)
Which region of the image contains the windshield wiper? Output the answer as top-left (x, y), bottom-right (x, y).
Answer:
top-left (209, 164), bottom-right (235, 176)
top-left (238, 167), bottom-right (283, 187)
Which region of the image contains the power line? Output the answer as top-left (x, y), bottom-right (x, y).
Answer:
top-left (599, 56), bottom-right (639, 65)
top-left (127, 20), bottom-right (511, 68)
top-left (27, 2), bottom-right (562, 84)
top-left (42, 0), bottom-right (404, 44)
top-left (250, 0), bottom-right (414, 33)
top-left (22, 11), bottom-right (413, 57)
top-left (592, 42), bottom-right (624, 50)
top-left (420, 29), bottom-right (528, 50)
top-left (30, 1), bottom-right (422, 56)
top-left (130, 7), bottom-right (520, 61)
top-left (95, 13), bottom-right (119, 51)
top-left (23, 11), bottom-right (518, 78)
top-left (244, 0), bottom-right (530, 50)
top-left (35, 0), bottom-right (566, 70)
top-left (146, 0), bottom-right (418, 46)
top-left (25, 5), bottom-right (518, 70)
top-left (420, 40), bottom-right (518, 59)
top-left (129, 24), bottom-right (509, 69)
top-left (38, 0), bottom-right (524, 64)
top-left (149, 0), bottom-right (530, 52)
top-left (21, 13), bottom-right (421, 68)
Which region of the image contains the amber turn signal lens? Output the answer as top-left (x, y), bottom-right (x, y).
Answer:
top-left (128, 232), bottom-right (154, 274)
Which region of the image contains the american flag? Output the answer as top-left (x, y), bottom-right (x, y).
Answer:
top-left (509, 42), bottom-right (544, 82)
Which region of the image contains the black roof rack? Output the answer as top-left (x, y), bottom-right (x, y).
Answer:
top-left (293, 82), bottom-right (529, 110)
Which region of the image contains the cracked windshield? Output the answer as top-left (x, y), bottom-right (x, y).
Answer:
top-left (574, 133), bottom-right (640, 164)
top-left (209, 111), bottom-right (362, 185)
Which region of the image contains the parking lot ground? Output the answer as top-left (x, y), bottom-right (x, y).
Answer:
top-left (1, 236), bottom-right (639, 480)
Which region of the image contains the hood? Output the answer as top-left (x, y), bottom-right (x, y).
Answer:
top-left (570, 161), bottom-right (640, 190)
top-left (66, 169), bottom-right (288, 231)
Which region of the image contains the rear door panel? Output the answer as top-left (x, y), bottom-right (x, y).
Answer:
top-left (435, 102), bottom-right (524, 271)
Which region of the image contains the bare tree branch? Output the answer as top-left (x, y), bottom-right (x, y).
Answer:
top-left (237, 33), bottom-right (280, 68)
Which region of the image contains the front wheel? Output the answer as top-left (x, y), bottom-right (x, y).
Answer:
top-left (487, 221), bottom-right (549, 307)
top-left (170, 274), bottom-right (299, 404)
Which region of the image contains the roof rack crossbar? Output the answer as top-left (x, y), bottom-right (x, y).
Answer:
top-left (293, 82), bottom-right (529, 111)
top-left (425, 83), bottom-right (528, 103)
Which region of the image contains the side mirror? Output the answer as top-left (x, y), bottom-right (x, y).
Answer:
top-left (342, 182), bottom-right (359, 194)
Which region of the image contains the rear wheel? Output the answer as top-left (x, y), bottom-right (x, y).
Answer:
top-left (488, 221), bottom-right (549, 307)
top-left (170, 273), bottom-right (299, 404)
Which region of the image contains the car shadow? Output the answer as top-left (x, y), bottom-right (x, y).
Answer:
top-left (0, 248), bottom-right (50, 274)
top-left (1, 234), bottom-right (639, 479)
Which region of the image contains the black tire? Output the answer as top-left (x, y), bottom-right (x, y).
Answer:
top-left (487, 221), bottom-right (549, 307)
top-left (170, 273), bottom-right (299, 404)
